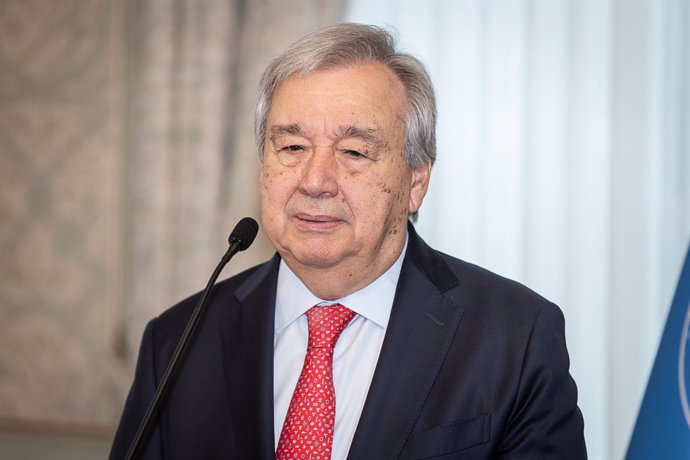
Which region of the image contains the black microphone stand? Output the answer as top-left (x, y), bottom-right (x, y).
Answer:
top-left (124, 218), bottom-right (258, 460)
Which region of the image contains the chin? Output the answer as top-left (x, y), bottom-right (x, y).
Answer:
top-left (294, 252), bottom-right (343, 269)
top-left (285, 245), bottom-right (347, 270)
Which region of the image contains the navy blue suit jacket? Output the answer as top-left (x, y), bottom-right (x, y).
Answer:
top-left (110, 225), bottom-right (586, 459)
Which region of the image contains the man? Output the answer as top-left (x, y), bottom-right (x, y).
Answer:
top-left (111, 24), bottom-right (586, 459)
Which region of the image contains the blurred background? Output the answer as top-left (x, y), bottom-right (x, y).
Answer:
top-left (0, 1), bottom-right (688, 459)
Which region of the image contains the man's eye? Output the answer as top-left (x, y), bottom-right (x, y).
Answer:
top-left (281, 145), bottom-right (304, 153)
top-left (344, 150), bottom-right (364, 158)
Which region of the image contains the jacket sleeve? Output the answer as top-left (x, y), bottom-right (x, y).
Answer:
top-left (497, 302), bottom-right (587, 459)
top-left (109, 320), bottom-right (164, 460)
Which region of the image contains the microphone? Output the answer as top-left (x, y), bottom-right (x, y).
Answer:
top-left (228, 216), bottom-right (259, 253)
top-left (124, 217), bottom-right (259, 460)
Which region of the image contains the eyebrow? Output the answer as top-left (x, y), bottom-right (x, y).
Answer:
top-left (268, 123), bottom-right (388, 150)
top-left (336, 125), bottom-right (387, 150)
top-left (269, 124), bottom-right (304, 141)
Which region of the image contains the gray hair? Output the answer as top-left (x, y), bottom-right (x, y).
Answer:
top-left (254, 23), bottom-right (436, 169)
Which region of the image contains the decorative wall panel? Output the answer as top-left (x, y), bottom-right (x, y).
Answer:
top-left (0, 0), bottom-right (345, 434)
top-left (0, 0), bottom-right (128, 427)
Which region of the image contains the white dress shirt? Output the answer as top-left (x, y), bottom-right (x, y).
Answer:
top-left (273, 238), bottom-right (407, 460)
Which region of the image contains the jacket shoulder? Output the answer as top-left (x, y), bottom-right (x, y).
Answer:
top-left (151, 256), bottom-right (279, 341)
top-left (406, 224), bottom-right (554, 317)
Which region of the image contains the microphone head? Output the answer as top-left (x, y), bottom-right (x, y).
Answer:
top-left (228, 217), bottom-right (259, 251)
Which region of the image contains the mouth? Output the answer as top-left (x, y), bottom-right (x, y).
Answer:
top-left (294, 213), bottom-right (343, 231)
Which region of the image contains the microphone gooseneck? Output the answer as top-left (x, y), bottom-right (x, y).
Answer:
top-left (124, 217), bottom-right (259, 460)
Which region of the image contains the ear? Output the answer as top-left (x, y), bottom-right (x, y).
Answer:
top-left (408, 162), bottom-right (432, 214)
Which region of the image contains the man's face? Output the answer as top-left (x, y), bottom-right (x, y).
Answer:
top-left (260, 62), bottom-right (430, 297)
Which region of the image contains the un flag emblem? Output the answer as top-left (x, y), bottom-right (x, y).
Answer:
top-left (679, 300), bottom-right (690, 430)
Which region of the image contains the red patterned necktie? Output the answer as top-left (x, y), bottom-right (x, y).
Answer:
top-left (276, 304), bottom-right (356, 460)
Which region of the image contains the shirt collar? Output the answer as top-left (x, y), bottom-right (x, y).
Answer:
top-left (275, 235), bottom-right (408, 333)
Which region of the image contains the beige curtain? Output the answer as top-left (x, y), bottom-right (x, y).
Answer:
top-left (0, 0), bottom-right (345, 433)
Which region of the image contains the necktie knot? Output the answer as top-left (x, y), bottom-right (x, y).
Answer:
top-left (307, 304), bottom-right (356, 349)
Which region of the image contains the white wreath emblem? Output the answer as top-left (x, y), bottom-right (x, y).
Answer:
top-left (678, 299), bottom-right (690, 430)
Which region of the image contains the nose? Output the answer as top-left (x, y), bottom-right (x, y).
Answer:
top-left (298, 149), bottom-right (338, 198)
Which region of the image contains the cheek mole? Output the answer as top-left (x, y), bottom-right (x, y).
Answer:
top-left (375, 181), bottom-right (393, 194)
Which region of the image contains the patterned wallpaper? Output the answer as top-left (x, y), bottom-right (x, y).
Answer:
top-left (0, 0), bottom-right (128, 427)
top-left (0, 0), bottom-right (345, 433)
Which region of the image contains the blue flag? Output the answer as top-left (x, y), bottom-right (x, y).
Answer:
top-left (627, 241), bottom-right (690, 459)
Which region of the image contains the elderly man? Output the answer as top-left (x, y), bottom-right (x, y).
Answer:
top-left (111, 24), bottom-right (586, 459)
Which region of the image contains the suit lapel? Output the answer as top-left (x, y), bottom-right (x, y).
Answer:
top-left (347, 226), bottom-right (464, 460)
top-left (220, 256), bottom-right (279, 460)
